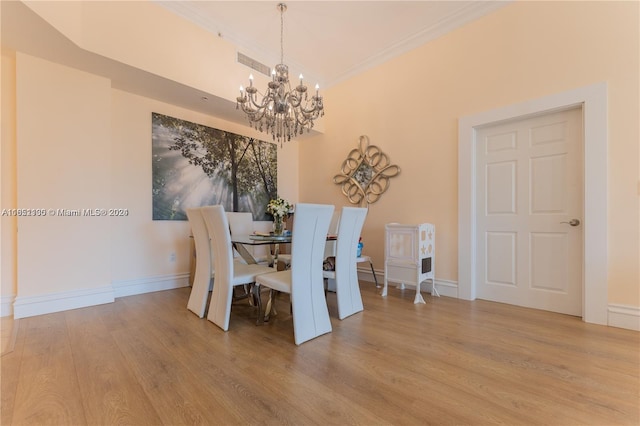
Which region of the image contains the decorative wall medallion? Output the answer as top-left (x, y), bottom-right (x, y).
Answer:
top-left (332, 135), bottom-right (400, 206)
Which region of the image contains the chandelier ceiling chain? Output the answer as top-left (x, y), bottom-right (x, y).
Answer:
top-left (279, 3), bottom-right (284, 65)
top-left (236, 3), bottom-right (324, 145)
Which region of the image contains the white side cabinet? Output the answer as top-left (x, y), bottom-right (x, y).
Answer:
top-left (382, 223), bottom-right (437, 304)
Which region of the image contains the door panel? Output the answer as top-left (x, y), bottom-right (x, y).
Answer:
top-left (476, 107), bottom-right (583, 315)
top-left (531, 154), bottom-right (566, 213)
top-left (530, 232), bottom-right (569, 291)
top-left (486, 161), bottom-right (516, 214)
top-left (486, 231), bottom-right (516, 286)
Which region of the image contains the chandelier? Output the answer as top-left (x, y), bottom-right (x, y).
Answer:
top-left (236, 3), bottom-right (324, 145)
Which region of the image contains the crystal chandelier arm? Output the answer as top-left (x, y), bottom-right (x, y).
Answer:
top-left (298, 102), bottom-right (323, 116)
top-left (234, 3), bottom-right (325, 144)
top-left (239, 102), bottom-right (268, 122)
top-left (247, 88), bottom-right (273, 111)
top-left (287, 93), bottom-right (320, 116)
top-left (297, 93), bottom-right (324, 116)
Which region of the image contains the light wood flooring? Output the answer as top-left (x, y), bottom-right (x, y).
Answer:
top-left (1, 316), bottom-right (18, 356)
top-left (1, 283), bottom-right (639, 425)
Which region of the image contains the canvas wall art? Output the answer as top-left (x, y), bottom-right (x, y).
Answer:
top-left (152, 112), bottom-right (277, 220)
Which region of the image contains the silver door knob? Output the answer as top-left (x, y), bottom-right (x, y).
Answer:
top-left (561, 219), bottom-right (580, 226)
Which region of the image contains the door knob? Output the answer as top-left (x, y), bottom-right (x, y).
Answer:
top-left (561, 219), bottom-right (580, 226)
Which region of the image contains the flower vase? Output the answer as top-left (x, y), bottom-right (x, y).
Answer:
top-left (273, 216), bottom-right (284, 236)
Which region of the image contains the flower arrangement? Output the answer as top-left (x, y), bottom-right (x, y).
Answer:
top-left (266, 197), bottom-right (292, 219)
top-left (267, 197), bottom-right (292, 235)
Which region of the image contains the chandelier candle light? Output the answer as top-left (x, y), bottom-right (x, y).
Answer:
top-left (236, 3), bottom-right (324, 145)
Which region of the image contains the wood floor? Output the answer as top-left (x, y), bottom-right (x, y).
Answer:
top-left (1, 316), bottom-right (18, 356)
top-left (2, 283), bottom-right (639, 425)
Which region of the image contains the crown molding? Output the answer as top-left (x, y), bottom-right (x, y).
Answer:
top-left (155, 1), bottom-right (511, 89)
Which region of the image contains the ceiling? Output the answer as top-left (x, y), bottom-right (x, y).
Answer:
top-left (156, 1), bottom-right (509, 89)
top-left (2, 1), bottom-right (509, 127)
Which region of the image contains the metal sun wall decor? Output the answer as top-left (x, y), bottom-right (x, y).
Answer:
top-left (332, 135), bottom-right (400, 206)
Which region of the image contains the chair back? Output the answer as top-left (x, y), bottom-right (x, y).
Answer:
top-left (333, 207), bottom-right (368, 319)
top-left (226, 211), bottom-right (254, 236)
top-left (186, 207), bottom-right (213, 317)
top-left (227, 212), bottom-right (272, 262)
top-left (226, 211), bottom-right (253, 261)
top-left (201, 205), bottom-right (235, 328)
top-left (290, 203), bottom-right (335, 344)
top-left (251, 221), bottom-right (274, 260)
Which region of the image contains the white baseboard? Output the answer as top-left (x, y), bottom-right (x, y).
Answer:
top-left (113, 273), bottom-right (190, 298)
top-left (360, 269), bottom-right (640, 332)
top-left (430, 279), bottom-right (458, 298)
top-left (356, 267), bottom-right (381, 287)
top-left (357, 267), bottom-right (458, 298)
top-left (378, 279), bottom-right (459, 298)
top-left (1, 295), bottom-right (15, 317)
top-left (11, 273), bottom-right (190, 319)
top-left (13, 286), bottom-right (115, 319)
top-left (608, 304), bottom-right (640, 331)
top-left (9, 271), bottom-right (639, 332)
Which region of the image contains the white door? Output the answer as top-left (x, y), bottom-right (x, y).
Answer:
top-left (476, 107), bottom-right (583, 316)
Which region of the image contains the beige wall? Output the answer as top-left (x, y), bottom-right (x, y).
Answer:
top-left (1, 52), bottom-right (17, 313)
top-left (1, 1), bottom-right (637, 325)
top-left (110, 88), bottom-right (298, 283)
top-left (21, 0), bottom-right (321, 133)
top-left (15, 53), bottom-right (112, 300)
top-left (0, 50), bottom-right (297, 314)
top-left (300, 1), bottom-right (639, 306)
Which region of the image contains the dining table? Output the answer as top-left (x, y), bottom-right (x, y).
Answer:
top-left (231, 232), bottom-right (337, 269)
top-left (231, 232), bottom-right (339, 316)
top-left (231, 233), bottom-right (292, 269)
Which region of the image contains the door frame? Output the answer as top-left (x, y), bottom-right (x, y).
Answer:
top-left (458, 82), bottom-right (608, 325)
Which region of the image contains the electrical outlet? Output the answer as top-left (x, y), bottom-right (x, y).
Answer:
top-left (169, 252), bottom-right (176, 262)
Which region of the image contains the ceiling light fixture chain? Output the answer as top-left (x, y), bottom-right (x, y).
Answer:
top-left (236, 2), bottom-right (324, 146)
top-left (279, 3), bottom-right (284, 65)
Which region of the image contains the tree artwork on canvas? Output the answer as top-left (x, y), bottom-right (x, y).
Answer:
top-left (152, 112), bottom-right (277, 220)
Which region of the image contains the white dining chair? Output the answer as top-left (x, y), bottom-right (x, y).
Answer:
top-left (356, 254), bottom-right (379, 288)
top-left (324, 210), bottom-right (379, 290)
top-left (254, 203), bottom-right (335, 345)
top-left (201, 205), bottom-right (276, 331)
top-left (323, 207), bottom-right (368, 319)
top-left (226, 211), bottom-right (272, 265)
top-left (252, 220), bottom-right (275, 262)
top-left (186, 208), bottom-right (214, 318)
